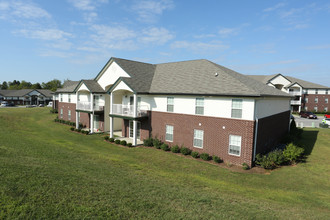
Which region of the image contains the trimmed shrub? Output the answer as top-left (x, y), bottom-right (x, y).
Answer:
top-left (109, 138), bottom-right (115, 142)
top-left (242, 163), bottom-right (250, 170)
top-left (268, 149), bottom-right (285, 166)
top-left (283, 143), bottom-right (304, 163)
top-left (160, 143), bottom-right (170, 151)
top-left (200, 153), bottom-right (210, 161)
top-left (212, 155), bottom-right (222, 163)
top-left (191, 151), bottom-right (199, 158)
top-left (104, 136), bottom-right (109, 140)
top-left (77, 128), bottom-right (82, 132)
top-left (120, 140), bottom-right (127, 146)
top-left (181, 147), bottom-right (191, 155)
top-left (171, 145), bottom-right (180, 153)
top-left (153, 138), bottom-right (162, 149)
top-left (127, 143), bottom-right (133, 147)
top-left (115, 139), bottom-right (121, 144)
top-left (143, 137), bottom-right (154, 147)
top-left (70, 127), bottom-right (74, 131)
top-left (84, 130), bottom-right (89, 135)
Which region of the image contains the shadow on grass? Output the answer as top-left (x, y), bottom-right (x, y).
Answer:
top-left (298, 129), bottom-right (319, 156)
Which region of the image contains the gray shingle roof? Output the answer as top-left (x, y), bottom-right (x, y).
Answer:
top-left (56, 81), bottom-right (80, 93)
top-left (0, 89), bottom-right (53, 97)
top-left (80, 80), bottom-right (105, 93)
top-left (111, 58), bottom-right (290, 97)
top-left (248, 74), bottom-right (329, 89)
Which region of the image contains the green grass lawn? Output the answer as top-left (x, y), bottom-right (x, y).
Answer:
top-left (0, 108), bottom-right (329, 219)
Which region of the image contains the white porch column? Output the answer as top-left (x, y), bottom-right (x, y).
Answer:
top-left (75, 112), bottom-right (79, 129)
top-left (76, 91), bottom-right (79, 129)
top-left (110, 92), bottom-right (113, 114)
top-left (132, 94), bottom-right (137, 146)
top-left (110, 117), bottom-right (114, 138)
top-left (90, 93), bottom-right (94, 133)
top-left (133, 120), bottom-right (137, 146)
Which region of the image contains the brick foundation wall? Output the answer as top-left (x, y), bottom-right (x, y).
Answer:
top-left (255, 110), bottom-right (290, 155)
top-left (147, 111), bottom-right (255, 166)
top-left (302, 94), bottom-right (330, 112)
top-left (58, 102), bottom-right (76, 122)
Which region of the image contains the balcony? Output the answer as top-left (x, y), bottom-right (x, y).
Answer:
top-left (111, 104), bottom-right (148, 118)
top-left (289, 91), bottom-right (302, 96)
top-left (77, 101), bottom-right (104, 111)
top-left (290, 100), bottom-right (301, 105)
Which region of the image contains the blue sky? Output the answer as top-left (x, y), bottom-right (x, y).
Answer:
top-left (0, 0), bottom-right (330, 86)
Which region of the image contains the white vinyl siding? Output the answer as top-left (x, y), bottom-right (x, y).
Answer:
top-left (165, 125), bottom-right (174, 142)
top-left (195, 98), bottom-right (204, 115)
top-left (231, 99), bottom-right (243, 118)
top-left (228, 135), bottom-right (241, 156)
top-left (193, 129), bottom-right (203, 148)
top-left (167, 97), bottom-right (174, 112)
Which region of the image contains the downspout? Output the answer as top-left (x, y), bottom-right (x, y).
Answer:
top-left (253, 99), bottom-right (258, 162)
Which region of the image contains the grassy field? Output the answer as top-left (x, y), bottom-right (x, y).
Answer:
top-left (0, 108), bottom-right (329, 219)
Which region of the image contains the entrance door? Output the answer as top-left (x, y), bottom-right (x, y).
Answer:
top-left (93, 115), bottom-right (100, 131)
top-left (129, 120), bottom-right (141, 139)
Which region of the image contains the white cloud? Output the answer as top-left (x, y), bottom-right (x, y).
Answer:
top-left (263, 3), bottom-right (286, 12)
top-left (171, 40), bottom-right (229, 53)
top-left (15, 28), bottom-right (73, 41)
top-left (0, 1), bottom-right (51, 20)
top-left (131, 0), bottom-right (174, 23)
top-left (305, 44), bottom-right (330, 50)
top-left (218, 23), bottom-right (249, 38)
top-left (139, 27), bottom-right (174, 45)
top-left (194, 34), bottom-right (216, 39)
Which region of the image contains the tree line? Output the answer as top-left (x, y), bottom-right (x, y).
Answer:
top-left (0, 79), bottom-right (63, 92)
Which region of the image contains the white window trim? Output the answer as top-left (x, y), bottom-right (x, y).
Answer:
top-left (228, 135), bottom-right (241, 157)
top-left (193, 129), bottom-right (204, 149)
top-left (167, 97), bottom-right (174, 112)
top-left (231, 99), bottom-right (243, 119)
top-left (165, 125), bottom-right (174, 142)
top-left (195, 98), bottom-right (204, 115)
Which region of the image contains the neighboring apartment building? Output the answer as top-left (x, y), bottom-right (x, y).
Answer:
top-left (248, 74), bottom-right (330, 113)
top-left (0, 89), bottom-right (53, 105)
top-left (56, 58), bottom-right (292, 167)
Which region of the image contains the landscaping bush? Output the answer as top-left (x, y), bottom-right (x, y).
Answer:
top-left (283, 143), bottom-right (304, 163)
top-left (212, 155), bottom-right (222, 163)
top-left (120, 140), bottom-right (127, 146)
top-left (320, 123), bottom-right (329, 128)
top-left (191, 151), bottom-right (199, 158)
top-left (160, 143), bottom-right (170, 151)
top-left (83, 130), bottom-right (89, 135)
top-left (109, 138), bottom-right (115, 142)
top-left (171, 145), bottom-right (180, 153)
top-left (115, 139), bottom-right (121, 144)
top-left (200, 153), bottom-right (210, 161)
top-left (104, 136), bottom-right (109, 140)
top-left (70, 127), bottom-right (74, 131)
top-left (181, 147), bottom-right (191, 155)
top-left (77, 128), bottom-right (82, 132)
top-left (153, 138), bottom-right (162, 149)
top-left (242, 163), bottom-right (250, 170)
top-left (143, 137), bottom-right (154, 147)
top-left (255, 149), bottom-right (286, 170)
top-left (127, 143), bottom-right (133, 147)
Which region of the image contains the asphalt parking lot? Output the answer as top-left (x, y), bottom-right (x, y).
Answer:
top-left (293, 115), bottom-right (324, 128)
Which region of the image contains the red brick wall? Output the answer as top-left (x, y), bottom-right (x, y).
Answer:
top-left (147, 111), bottom-right (255, 166)
top-left (79, 112), bottom-right (90, 128)
top-left (58, 102), bottom-right (76, 122)
top-left (302, 94), bottom-right (330, 112)
top-left (255, 110), bottom-right (290, 155)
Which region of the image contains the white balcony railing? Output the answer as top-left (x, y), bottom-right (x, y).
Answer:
top-left (289, 91), bottom-right (301, 96)
top-left (112, 104), bottom-right (148, 117)
top-left (77, 101), bottom-right (104, 111)
top-left (290, 100), bottom-right (301, 105)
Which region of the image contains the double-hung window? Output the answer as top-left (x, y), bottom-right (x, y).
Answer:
top-left (228, 135), bottom-right (241, 156)
top-left (68, 110), bottom-right (71, 120)
top-left (195, 98), bottom-right (204, 115)
top-left (60, 108), bottom-right (63, 119)
top-left (315, 98), bottom-right (318, 103)
top-left (167, 97), bottom-right (174, 112)
top-left (60, 94), bottom-right (63, 102)
top-left (325, 98), bottom-right (328, 104)
top-left (193, 129), bottom-right (203, 148)
top-left (231, 99), bottom-right (243, 118)
top-left (305, 98), bottom-right (308, 103)
top-left (165, 125), bottom-right (174, 142)
top-left (68, 94), bottom-right (71, 103)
